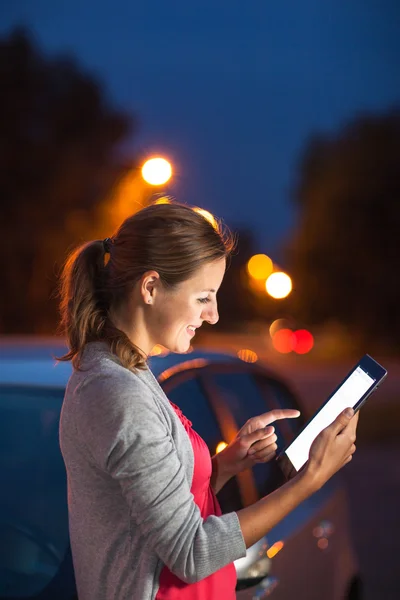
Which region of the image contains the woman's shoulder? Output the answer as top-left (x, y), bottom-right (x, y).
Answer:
top-left (65, 341), bottom-right (156, 409)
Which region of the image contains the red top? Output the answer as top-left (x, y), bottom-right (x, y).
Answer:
top-left (155, 402), bottom-right (237, 600)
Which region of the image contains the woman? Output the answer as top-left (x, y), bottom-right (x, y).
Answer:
top-left (58, 202), bottom-right (358, 600)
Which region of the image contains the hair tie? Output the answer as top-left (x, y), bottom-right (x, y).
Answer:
top-left (103, 238), bottom-right (112, 253)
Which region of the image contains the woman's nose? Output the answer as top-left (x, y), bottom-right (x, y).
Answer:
top-left (202, 302), bottom-right (219, 325)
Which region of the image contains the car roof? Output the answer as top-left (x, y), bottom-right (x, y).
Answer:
top-left (0, 338), bottom-right (242, 388)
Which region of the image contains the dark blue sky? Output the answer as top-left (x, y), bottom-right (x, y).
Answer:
top-left (1, 0), bottom-right (399, 258)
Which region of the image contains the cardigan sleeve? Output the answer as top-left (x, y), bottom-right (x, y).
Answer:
top-left (74, 369), bottom-right (247, 584)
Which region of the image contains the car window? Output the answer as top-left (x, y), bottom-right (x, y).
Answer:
top-left (0, 385), bottom-right (75, 599)
top-left (207, 371), bottom-right (300, 496)
top-left (254, 373), bottom-right (303, 437)
top-left (162, 375), bottom-right (243, 513)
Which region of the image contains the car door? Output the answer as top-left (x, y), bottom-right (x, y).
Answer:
top-left (0, 384), bottom-right (76, 600)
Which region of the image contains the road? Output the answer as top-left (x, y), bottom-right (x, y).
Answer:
top-left (342, 440), bottom-right (400, 600)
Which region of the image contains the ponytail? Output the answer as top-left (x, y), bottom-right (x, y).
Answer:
top-left (57, 239), bottom-right (146, 371)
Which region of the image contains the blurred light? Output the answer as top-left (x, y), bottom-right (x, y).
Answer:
top-left (247, 254), bottom-right (273, 280)
top-left (269, 318), bottom-right (292, 338)
top-left (321, 520), bottom-right (334, 537)
top-left (142, 157), bottom-right (172, 185)
top-left (314, 520), bottom-right (334, 538)
top-left (272, 329), bottom-right (295, 353)
top-left (265, 272), bottom-right (292, 299)
top-left (267, 540), bottom-right (284, 559)
top-left (158, 358), bottom-right (208, 382)
top-left (194, 207), bottom-right (218, 229)
top-left (154, 196), bottom-right (171, 204)
top-left (293, 330), bottom-right (314, 354)
top-left (216, 441), bottom-right (228, 454)
top-left (237, 348), bottom-right (258, 363)
top-left (317, 538), bottom-right (329, 550)
top-left (150, 345), bottom-right (169, 356)
top-left (246, 556), bottom-right (271, 578)
top-left (313, 526), bottom-right (324, 538)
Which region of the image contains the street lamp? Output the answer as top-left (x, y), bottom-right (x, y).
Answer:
top-left (265, 272), bottom-right (292, 299)
top-left (246, 254), bottom-right (273, 280)
top-left (141, 157), bottom-right (172, 186)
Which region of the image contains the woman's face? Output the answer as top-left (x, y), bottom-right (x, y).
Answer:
top-left (148, 258), bottom-right (226, 354)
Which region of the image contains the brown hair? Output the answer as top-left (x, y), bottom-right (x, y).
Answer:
top-left (57, 202), bottom-right (236, 371)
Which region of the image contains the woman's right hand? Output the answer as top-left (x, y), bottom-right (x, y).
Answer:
top-left (304, 407), bottom-right (359, 492)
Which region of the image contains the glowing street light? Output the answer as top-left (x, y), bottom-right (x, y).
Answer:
top-left (247, 254), bottom-right (273, 280)
top-left (265, 272), bottom-right (292, 299)
top-left (216, 441), bottom-right (228, 454)
top-left (141, 157), bottom-right (172, 185)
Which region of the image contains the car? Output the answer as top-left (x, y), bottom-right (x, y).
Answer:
top-left (0, 339), bottom-right (362, 600)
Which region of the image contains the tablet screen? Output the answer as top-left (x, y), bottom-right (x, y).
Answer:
top-left (286, 366), bottom-right (375, 472)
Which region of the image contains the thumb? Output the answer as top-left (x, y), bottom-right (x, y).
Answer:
top-left (239, 425), bottom-right (275, 447)
top-left (330, 407), bottom-right (354, 435)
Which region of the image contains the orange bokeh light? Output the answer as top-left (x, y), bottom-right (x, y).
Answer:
top-left (237, 348), bottom-right (258, 363)
top-left (272, 329), bottom-right (295, 353)
top-left (266, 540), bottom-right (285, 559)
top-left (216, 441), bottom-right (228, 454)
top-left (247, 254), bottom-right (273, 280)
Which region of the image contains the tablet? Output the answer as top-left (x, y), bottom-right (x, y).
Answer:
top-left (277, 354), bottom-right (387, 479)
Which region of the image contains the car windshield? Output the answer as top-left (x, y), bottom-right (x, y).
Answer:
top-left (0, 385), bottom-right (72, 598)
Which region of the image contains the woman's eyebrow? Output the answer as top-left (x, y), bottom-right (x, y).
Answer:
top-left (201, 289), bottom-right (215, 293)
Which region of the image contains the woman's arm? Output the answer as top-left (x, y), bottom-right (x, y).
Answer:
top-left (237, 468), bottom-right (312, 546)
top-left (210, 452), bottom-right (234, 494)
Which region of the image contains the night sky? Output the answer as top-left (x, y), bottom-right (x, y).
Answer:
top-left (1, 0), bottom-right (399, 259)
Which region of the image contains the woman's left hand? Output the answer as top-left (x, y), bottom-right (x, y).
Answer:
top-left (216, 409), bottom-right (301, 477)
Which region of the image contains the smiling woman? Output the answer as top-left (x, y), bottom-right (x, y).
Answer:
top-left (57, 202), bottom-right (245, 600)
top-left (57, 200), bottom-right (359, 600)
top-left (57, 201), bottom-right (235, 370)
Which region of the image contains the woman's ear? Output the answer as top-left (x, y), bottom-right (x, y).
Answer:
top-left (140, 271), bottom-right (161, 304)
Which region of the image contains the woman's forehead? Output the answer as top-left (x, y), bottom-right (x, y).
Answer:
top-left (186, 258), bottom-right (226, 289)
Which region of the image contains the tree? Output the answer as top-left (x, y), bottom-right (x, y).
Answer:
top-left (287, 109), bottom-right (400, 352)
top-left (0, 28), bottom-right (136, 333)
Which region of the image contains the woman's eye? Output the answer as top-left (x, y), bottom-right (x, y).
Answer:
top-left (198, 298), bottom-right (210, 304)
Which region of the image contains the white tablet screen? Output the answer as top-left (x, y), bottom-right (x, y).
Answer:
top-left (286, 367), bottom-right (375, 471)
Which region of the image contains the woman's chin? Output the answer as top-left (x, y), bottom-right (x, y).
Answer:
top-left (174, 339), bottom-right (192, 354)
top-left (161, 334), bottom-right (192, 355)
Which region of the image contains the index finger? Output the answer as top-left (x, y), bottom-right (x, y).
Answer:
top-left (259, 409), bottom-right (301, 427)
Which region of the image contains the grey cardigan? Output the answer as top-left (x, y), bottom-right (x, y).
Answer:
top-left (59, 342), bottom-right (246, 600)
